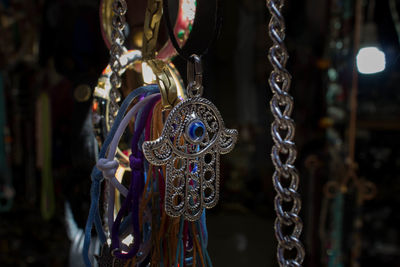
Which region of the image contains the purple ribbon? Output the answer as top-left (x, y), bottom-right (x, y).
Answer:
top-left (111, 95), bottom-right (160, 259)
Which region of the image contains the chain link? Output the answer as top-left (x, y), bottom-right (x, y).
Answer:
top-left (109, 0), bottom-right (127, 122)
top-left (142, 0), bottom-right (163, 60)
top-left (266, 1), bottom-right (305, 266)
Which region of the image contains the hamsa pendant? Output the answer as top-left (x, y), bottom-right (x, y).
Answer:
top-left (142, 55), bottom-right (238, 221)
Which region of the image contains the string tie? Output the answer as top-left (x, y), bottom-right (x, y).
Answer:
top-left (97, 158), bottom-right (119, 180)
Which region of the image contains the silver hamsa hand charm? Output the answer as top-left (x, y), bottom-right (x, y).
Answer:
top-left (142, 55), bottom-right (238, 221)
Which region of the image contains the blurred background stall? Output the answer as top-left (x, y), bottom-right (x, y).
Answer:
top-left (1, 0), bottom-right (400, 266)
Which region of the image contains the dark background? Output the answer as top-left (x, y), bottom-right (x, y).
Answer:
top-left (1, 0), bottom-right (400, 266)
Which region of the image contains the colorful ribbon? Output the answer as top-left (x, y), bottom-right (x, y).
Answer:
top-left (83, 85), bottom-right (159, 267)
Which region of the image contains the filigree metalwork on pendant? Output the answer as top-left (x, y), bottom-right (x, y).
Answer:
top-left (142, 96), bottom-right (237, 221)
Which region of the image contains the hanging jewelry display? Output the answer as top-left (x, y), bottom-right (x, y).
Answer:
top-left (84, 0), bottom-right (212, 265)
top-left (95, 0), bottom-right (226, 263)
top-left (266, 0), bottom-right (305, 266)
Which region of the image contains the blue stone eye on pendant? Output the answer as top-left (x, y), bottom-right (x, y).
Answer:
top-left (142, 55), bottom-right (238, 221)
top-left (187, 120), bottom-right (206, 142)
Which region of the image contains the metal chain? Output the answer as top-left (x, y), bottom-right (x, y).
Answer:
top-left (142, 0), bottom-right (163, 60)
top-left (109, 0), bottom-right (127, 126)
top-left (266, 1), bottom-right (305, 266)
top-left (103, 0), bottom-right (127, 232)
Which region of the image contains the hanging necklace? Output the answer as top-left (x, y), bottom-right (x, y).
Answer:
top-left (143, 0), bottom-right (238, 221)
top-left (266, 1), bottom-right (305, 266)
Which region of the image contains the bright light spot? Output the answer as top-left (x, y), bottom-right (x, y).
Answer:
top-left (182, 0), bottom-right (196, 21)
top-left (122, 234), bottom-right (133, 247)
top-left (356, 47), bottom-right (386, 74)
top-left (120, 53), bottom-right (129, 67)
top-left (141, 62), bottom-right (156, 84)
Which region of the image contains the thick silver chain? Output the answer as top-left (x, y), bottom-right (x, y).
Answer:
top-left (266, 1), bottom-right (305, 266)
top-left (109, 0), bottom-right (127, 126)
top-left (102, 0), bottom-right (127, 234)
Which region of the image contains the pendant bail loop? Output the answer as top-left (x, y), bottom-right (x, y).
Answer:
top-left (187, 54), bottom-right (203, 98)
